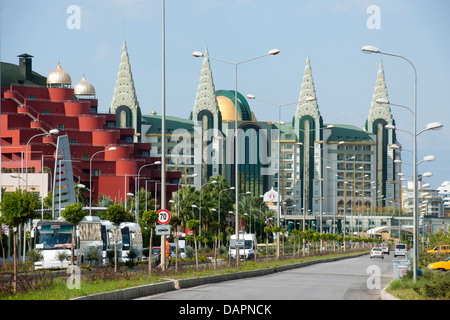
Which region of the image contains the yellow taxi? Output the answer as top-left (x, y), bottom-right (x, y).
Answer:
top-left (427, 245), bottom-right (450, 254)
top-left (427, 256), bottom-right (450, 271)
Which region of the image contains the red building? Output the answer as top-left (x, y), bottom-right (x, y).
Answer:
top-left (1, 54), bottom-right (180, 209)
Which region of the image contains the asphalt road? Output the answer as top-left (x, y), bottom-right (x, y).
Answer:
top-left (137, 253), bottom-right (395, 301)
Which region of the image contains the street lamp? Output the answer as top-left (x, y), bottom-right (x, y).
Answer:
top-left (362, 45), bottom-right (444, 282)
top-left (199, 180), bottom-right (218, 236)
top-left (246, 94), bottom-right (301, 258)
top-left (25, 128), bottom-right (59, 190)
top-left (89, 147), bottom-right (116, 216)
top-left (219, 186), bottom-right (235, 234)
top-left (193, 48), bottom-right (279, 268)
top-left (136, 161), bottom-right (162, 222)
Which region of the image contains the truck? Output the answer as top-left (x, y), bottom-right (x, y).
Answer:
top-left (229, 233), bottom-right (256, 260)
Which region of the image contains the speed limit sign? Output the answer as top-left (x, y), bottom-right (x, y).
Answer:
top-left (157, 209), bottom-right (171, 225)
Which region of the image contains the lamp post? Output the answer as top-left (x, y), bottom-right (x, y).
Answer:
top-left (193, 49), bottom-right (280, 267)
top-left (363, 45), bottom-right (444, 282)
top-left (246, 94), bottom-right (307, 258)
top-left (136, 161), bottom-right (162, 222)
top-left (25, 129), bottom-right (59, 191)
top-left (89, 147), bottom-right (116, 216)
top-left (219, 186), bottom-right (235, 234)
top-left (199, 180), bottom-right (218, 236)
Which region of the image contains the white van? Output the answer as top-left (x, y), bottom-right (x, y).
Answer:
top-left (394, 243), bottom-right (408, 257)
top-left (229, 233), bottom-right (256, 260)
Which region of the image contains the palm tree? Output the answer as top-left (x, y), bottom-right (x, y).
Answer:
top-left (173, 186), bottom-right (199, 231)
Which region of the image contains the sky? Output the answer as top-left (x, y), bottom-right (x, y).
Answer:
top-left (1, 0), bottom-right (449, 189)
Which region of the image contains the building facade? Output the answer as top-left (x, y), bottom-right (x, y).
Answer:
top-left (114, 45), bottom-right (402, 232)
top-left (1, 53), bottom-right (181, 215)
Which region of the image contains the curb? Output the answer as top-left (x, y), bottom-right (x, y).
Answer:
top-left (72, 253), bottom-right (369, 300)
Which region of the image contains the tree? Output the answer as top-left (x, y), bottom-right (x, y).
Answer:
top-left (186, 219), bottom-right (200, 270)
top-left (173, 186), bottom-right (199, 231)
top-left (264, 226), bottom-right (272, 260)
top-left (210, 221), bottom-right (220, 269)
top-left (61, 203), bottom-right (85, 276)
top-left (106, 204), bottom-right (130, 272)
top-left (169, 215), bottom-right (181, 272)
top-left (291, 229), bottom-right (300, 257)
top-left (272, 226), bottom-right (281, 259)
top-left (141, 210), bottom-right (158, 274)
top-left (0, 190), bottom-right (37, 293)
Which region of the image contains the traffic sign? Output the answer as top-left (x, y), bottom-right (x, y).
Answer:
top-left (156, 225), bottom-right (171, 236)
top-left (157, 209), bottom-right (171, 224)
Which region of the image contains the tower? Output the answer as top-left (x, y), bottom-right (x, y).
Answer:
top-left (110, 41), bottom-right (141, 139)
top-left (365, 60), bottom-right (398, 207)
top-left (294, 55), bottom-right (324, 215)
top-left (192, 47), bottom-right (222, 184)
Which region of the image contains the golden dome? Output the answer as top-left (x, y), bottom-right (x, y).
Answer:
top-left (47, 62), bottom-right (71, 86)
top-left (74, 74), bottom-right (95, 96)
top-left (217, 96), bottom-right (241, 121)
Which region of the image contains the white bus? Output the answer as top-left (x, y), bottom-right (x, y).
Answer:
top-left (100, 220), bottom-right (122, 264)
top-left (120, 222), bottom-right (143, 262)
top-left (32, 218), bottom-right (73, 270)
top-left (76, 216), bottom-right (103, 266)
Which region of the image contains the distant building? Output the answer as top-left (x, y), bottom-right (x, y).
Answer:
top-left (114, 45), bottom-right (402, 232)
top-left (1, 53), bottom-right (181, 214)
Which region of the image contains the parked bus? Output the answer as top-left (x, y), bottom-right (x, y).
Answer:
top-left (120, 222), bottom-right (143, 262)
top-left (76, 216), bottom-right (103, 266)
top-left (32, 219), bottom-right (73, 270)
top-left (100, 220), bottom-right (122, 264)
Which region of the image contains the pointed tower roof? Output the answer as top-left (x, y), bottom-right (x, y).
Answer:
top-left (366, 59), bottom-right (394, 133)
top-left (110, 40), bottom-right (140, 114)
top-left (192, 47), bottom-right (220, 122)
top-left (295, 55), bottom-right (321, 121)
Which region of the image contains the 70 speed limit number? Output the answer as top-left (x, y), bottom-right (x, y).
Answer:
top-left (157, 209), bottom-right (171, 225)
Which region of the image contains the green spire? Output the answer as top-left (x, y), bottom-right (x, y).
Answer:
top-left (366, 59), bottom-right (393, 133)
top-left (295, 54), bottom-right (320, 120)
top-left (110, 41), bottom-right (141, 133)
top-left (192, 47), bottom-right (220, 121)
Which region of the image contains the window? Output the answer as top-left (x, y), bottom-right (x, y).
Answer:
top-left (43, 110), bottom-right (51, 115)
top-left (57, 124), bottom-right (64, 130)
top-left (70, 139), bottom-right (78, 145)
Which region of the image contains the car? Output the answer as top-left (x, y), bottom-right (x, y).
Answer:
top-left (370, 247), bottom-right (384, 259)
top-left (394, 243), bottom-right (407, 257)
top-left (380, 243), bottom-right (390, 255)
top-left (427, 245), bottom-right (450, 254)
top-left (426, 256), bottom-right (450, 271)
top-left (169, 244), bottom-right (187, 259)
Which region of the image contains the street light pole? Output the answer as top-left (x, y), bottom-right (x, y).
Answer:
top-left (25, 129), bottom-right (59, 191)
top-left (89, 147), bottom-right (116, 216)
top-left (193, 49), bottom-right (280, 267)
top-left (136, 161), bottom-right (162, 222)
top-left (361, 45), bottom-right (440, 282)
